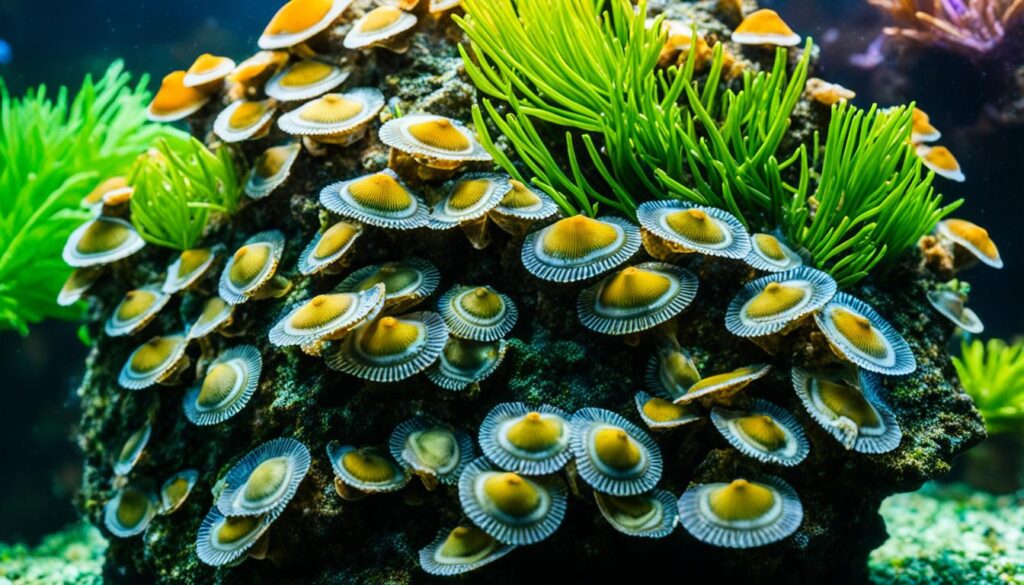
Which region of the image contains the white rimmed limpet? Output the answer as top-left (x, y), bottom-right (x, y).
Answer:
top-left (724, 266), bottom-right (837, 337)
top-left (183, 54), bottom-right (236, 89)
top-left (425, 338), bottom-right (506, 391)
top-left (183, 345), bottom-right (263, 426)
top-left (57, 267), bottom-right (103, 306)
top-left (427, 173), bottom-right (510, 230)
top-left (927, 289), bottom-right (983, 334)
top-left (216, 438), bottom-right (312, 517)
top-left (319, 169), bottom-right (428, 229)
top-left (936, 218), bottom-right (1003, 270)
top-left (245, 142), bottom-right (302, 200)
top-left (814, 292), bottom-right (916, 376)
top-left (645, 345), bottom-right (702, 401)
top-left (265, 59), bottom-right (349, 102)
top-left (113, 423), bottom-right (152, 476)
top-left (458, 458), bottom-right (567, 545)
top-left (634, 391), bottom-right (700, 430)
top-left (158, 469), bottom-right (199, 515)
top-left (62, 217), bottom-right (145, 268)
top-left (104, 286), bottom-right (170, 337)
top-left (437, 285), bottom-right (517, 341)
top-left (213, 99), bottom-right (277, 143)
top-left (521, 215), bottom-right (641, 283)
top-left (679, 475), bottom-right (803, 548)
top-left (297, 221), bottom-right (363, 275)
top-left (917, 145), bottom-right (965, 182)
top-left (745, 233), bottom-right (803, 272)
top-left (792, 367), bottom-right (902, 453)
top-left (258, 0), bottom-right (355, 50)
top-left (195, 507), bottom-right (275, 567)
top-left (478, 402), bottom-right (573, 475)
top-left (218, 230), bottom-right (289, 305)
top-left (488, 179), bottom-right (560, 237)
top-left (577, 262), bottom-right (698, 335)
top-left (227, 51), bottom-right (289, 95)
top-left (343, 6), bottom-right (418, 53)
top-left (278, 88), bottom-right (385, 145)
top-left (674, 364), bottom-right (772, 406)
top-left (419, 524), bottom-right (516, 577)
top-left (595, 489), bottom-right (679, 539)
top-left (326, 312), bottom-right (448, 382)
top-left (379, 113), bottom-right (492, 170)
top-left (103, 484), bottom-right (159, 538)
top-left (710, 399), bottom-right (810, 466)
top-left (336, 257), bottom-right (440, 312)
top-left (81, 176), bottom-right (129, 212)
top-left (147, 71), bottom-right (212, 122)
top-left (730, 9), bottom-right (802, 47)
top-left (118, 333), bottom-right (190, 390)
top-left (636, 200), bottom-right (752, 260)
top-left (570, 407), bottom-right (663, 496)
top-left (187, 297), bottom-right (235, 340)
top-left (268, 284), bottom-right (385, 347)
top-left (389, 417), bottom-right (474, 487)
top-left (326, 441), bottom-right (410, 499)
top-left (163, 246), bottom-right (222, 294)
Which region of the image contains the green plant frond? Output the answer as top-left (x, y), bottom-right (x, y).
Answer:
top-left (128, 137), bottom-right (243, 251)
top-left (0, 61), bottom-right (180, 335)
top-left (954, 339), bottom-right (1024, 434)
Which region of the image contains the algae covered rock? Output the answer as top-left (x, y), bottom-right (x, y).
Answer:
top-left (73, 1), bottom-right (984, 583)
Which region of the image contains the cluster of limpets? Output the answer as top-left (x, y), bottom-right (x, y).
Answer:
top-left (70, 0), bottom-right (1006, 578)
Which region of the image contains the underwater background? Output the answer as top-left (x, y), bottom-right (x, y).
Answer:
top-left (0, 0), bottom-right (1020, 582)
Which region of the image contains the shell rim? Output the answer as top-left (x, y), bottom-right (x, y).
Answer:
top-left (570, 407), bottom-right (663, 496)
top-left (183, 345), bottom-right (263, 426)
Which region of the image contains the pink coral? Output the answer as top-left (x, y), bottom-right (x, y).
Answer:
top-left (866, 0), bottom-right (1024, 55)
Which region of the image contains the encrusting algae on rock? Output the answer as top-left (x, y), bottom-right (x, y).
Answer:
top-left (68, 0), bottom-right (992, 582)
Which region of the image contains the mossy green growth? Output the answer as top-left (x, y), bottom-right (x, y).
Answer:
top-left (128, 135), bottom-right (244, 250)
top-left (954, 338), bottom-right (1024, 434)
top-left (0, 522), bottom-right (106, 585)
top-left (0, 61), bottom-right (179, 335)
top-left (457, 0), bottom-right (958, 286)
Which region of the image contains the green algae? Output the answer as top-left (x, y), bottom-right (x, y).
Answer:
top-left (0, 524), bottom-right (106, 585)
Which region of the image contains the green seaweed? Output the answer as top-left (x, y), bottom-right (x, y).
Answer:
top-left (456, 0), bottom-right (959, 286)
top-left (128, 136), bottom-right (243, 250)
top-left (954, 338), bottom-right (1024, 434)
top-left (0, 61), bottom-right (178, 335)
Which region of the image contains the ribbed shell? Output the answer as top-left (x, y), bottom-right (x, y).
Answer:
top-left (258, 0), bottom-right (355, 49)
top-left (577, 262), bottom-right (698, 335)
top-left (213, 99), bottom-right (276, 143)
top-left (678, 475), bottom-right (803, 548)
top-left (268, 284), bottom-right (385, 347)
top-left (674, 364), bottom-right (771, 405)
top-left (336, 258), bottom-right (440, 310)
top-left (244, 142), bottom-right (302, 200)
top-left (62, 217), bottom-right (145, 267)
top-left (521, 215), bottom-right (641, 283)
top-left (792, 367), bottom-right (902, 454)
top-left (595, 489), bottom-right (679, 539)
top-left (182, 345), bottom-right (263, 426)
top-left (744, 233), bottom-right (803, 272)
top-left (158, 469), bottom-right (199, 515)
top-left (813, 292), bottom-right (916, 376)
top-left (319, 169), bottom-right (429, 230)
top-left (117, 333), bottom-right (189, 390)
top-left (297, 221), bottom-right (363, 276)
top-left (277, 88), bottom-right (384, 138)
top-left (218, 230), bottom-right (286, 305)
top-left (388, 417), bottom-right (475, 485)
top-left (724, 266), bottom-right (837, 337)
top-left (570, 407), bottom-right (663, 496)
top-left (216, 438), bottom-right (312, 517)
top-left (378, 113), bottom-right (492, 163)
top-left (418, 525), bottom-right (516, 576)
top-left (425, 338), bottom-right (507, 391)
top-left (103, 485), bottom-right (158, 538)
top-left (325, 311), bottom-right (449, 382)
top-left (113, 423), bottom-right (151, 476)
top-left (162, 246), bottom-right (221, 293)
top-left (710, 399), bottom-right (810, 466)
top-left (477, 402), bottom-right (573, 475)
top-left (427, 173), bottom-right (510, 229)
top-left (343, 6), bottom-right (418, 50)
top-left (636, 200), bottom-right (752, 259)
top-left (634, 391), bottom-right (701, 430)
top-left (265, 60), bottom-right (349, 101)
top-left (186, 297), bottom-right (234, 340)
top-left (104, 286), bottom-right (170, 337)
top-left (437, 285), bottom-right (518, 341)
top-left (195, 507), bottom-right (275, 566)
top-left (326, 441), bottom-right (410, 493)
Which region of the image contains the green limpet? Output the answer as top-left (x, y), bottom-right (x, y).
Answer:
top-left (477, 402), bottom-right (573, 475)
top-left (710, 399), bottom-right (810, 466)
top-left (633, 391), bottom-right (700, 430)
top-left (636, 200), bottom-right (751, 259)
top-left (570, 407), bottom-right (662, 496)
top-left (218, 230), bottom-right (288, 305)
top-left (104, 286), bottom-right (170, 337)
top-left (183, 345), bottom-right (263, 426)
top-left (389, 417), bottom-right (474, 486)
top-left (319, 169), bottom-right (428, 229)
top-left (577, 262), bottom-right (698, 335)
top-left (216, 438), bottom-right (311, 517)
top-left (118, 333), bottom-right (190, 390)
top-left (425, 338), bottom-right (506, 391)
top-left (521, 215), bottom-right (641, 283)
top-left (159, 469), bottom-right (199, 515)
top-left (213, 99), bottom-right (277, 143)
top-left (326, 441), bottom-right (410, 498)
top-left (594, 489), bottom-right (679, 539)
top-left (792, 367), bottom-right (902, 454)
top-left (337, 258), bottom-right (440, 313)
top-left (245, 142), bottom-right (302, 200)
top-left (725, 266), bottom-right (837, 337)
top-left (113, 423), bottom-right (152, 476)
top-left (419, 524), bottom-right (516, 576)
top-left (437, 284), bottom-right (517, 341)
top-left (326, 312), bottom-right (448, 382)
top-left (187, 297), bottom-right (235, 340)
top-left (103, 484), bottom-right (158, 538)
top-left (269, 284), bottom-right (385, 347)
top-left (62, 217), bottom-right (145, 268)
top-left (195, 507), bottom-right (274, 567)
top-left (678, 475), bottom-right (803, 548)
top-left (458, 458), bottom-right (567, 546)
top-left (745, 233), bottom-right (803, 272)
top-left (297, 221), bottom-right (363, 276)
top-left (645, 345), bottom-right (701, 401)
top-left (162, 246), bottom-right (222, 294)
top-left (814, 292), bottom-right (917, 376)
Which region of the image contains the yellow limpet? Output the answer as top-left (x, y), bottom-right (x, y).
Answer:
top-left (268, 284), bottom-right (385, 347)
top-left (731, 8), bottom-right (801, 46)
top-left (725, 266), bottom-right (837, 337)
top-left (326, 442), bottom-right (409, 497)
top-left (183, 345), bottom-right (262, 426)
top-left (911, 107), bottom-right (941, 143)
top-left (814, 292), bottom-right (916, 376)
top-left (522, 215), bottom-right (641, 283)
top-left (163, 246), bottom-right (220, 293)
top-left (147, 71), bottom-right (212, 122)
top-left (916, 144), bottom-right (965, 182)
top-left (297, 221), bottom-right (363, 275)
top-left (278, 89), bottom-right (385, 146)
top-left (646, 345), bottom-right (702, 401)
top-left (104, 485), bottom-right (158, 538)
top-left (105, 286), bottom-right (170, 337)
top-left (217, 438), bottom-right (311, 517)
top-left (478, 403), bottom-right (573, 475)
top-left (675, 363), bottom-right (772, 406)
top-left (218, 231), bottom-right (289, 305)
top-left (328, 311), bottom-right (449, 382)
top-left (259, 0), bottom-right (355, 50)
top-left (746, 233), bottom-right (803, 272)
top-left (183, 54), bottom-right (236, 89)
top-left (426, 337), bottom-right (507, 391)
top-left (488, 179), bottom-right (559, 236)
top-left (594, 489), bottom-right (679, 538)
top-left (936, 218), bottom-right (1003, 269)
top-left (196, 507), bottom-right (275, 567)
top-left (336, 258), bottom-right (440, 311)
top-left (113, 423), bottom-right (151, 476)
top-left (427, 173), bottom-right (511, 238)
top-left (213, 99), bottom-right (276, 143)
top-left (459, 458), bottom-right (567, 545)
top-left (711, 399), bottom-right (810, 466)
top-left (63, 217), bottom-right (145, 267)
top-left (245, 142), bottom-right (302, 200)
top-left (319, 169), bottom-right (428, 229)
top-left (378, 114), bottom-right (492, 170)
top-left (265, 60), bottom-right (349, 102)
top-left (82, 176), bottom-right (129, 210)
top-left (343, 6), bottom-right (418, 53)
top-left (57, 267), bottom-right (103, 307)
top-left (118, 333), bottom-right (190, 390)
top-left (187, 296), bottom-right (235, 340)
top-left (680, 476), bottom-right (804, 548)
top-left (578, 262), bottom-right (699, 335)
top-left (634, 391), bottom-right (700, 430)
top-left (159, 469), bottom-right (199, 515)
top-left (804, 78), bottom-right (856, 106)
top-left (438, 284), bottom-right (518, 341)
top-left (227, 51), bottom-right (289, 91)
top-left (636, 200), bottom-right (751, 259)
top-left (419, 524), bottom-right (515, 577)
top-left (571, 408), bottom-right (662, 496)
top-left (793, 368), bottom-right (902, 453)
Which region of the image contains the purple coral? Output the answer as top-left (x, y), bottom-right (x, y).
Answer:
top-left (865, 0), bottom-right (1024, 56)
